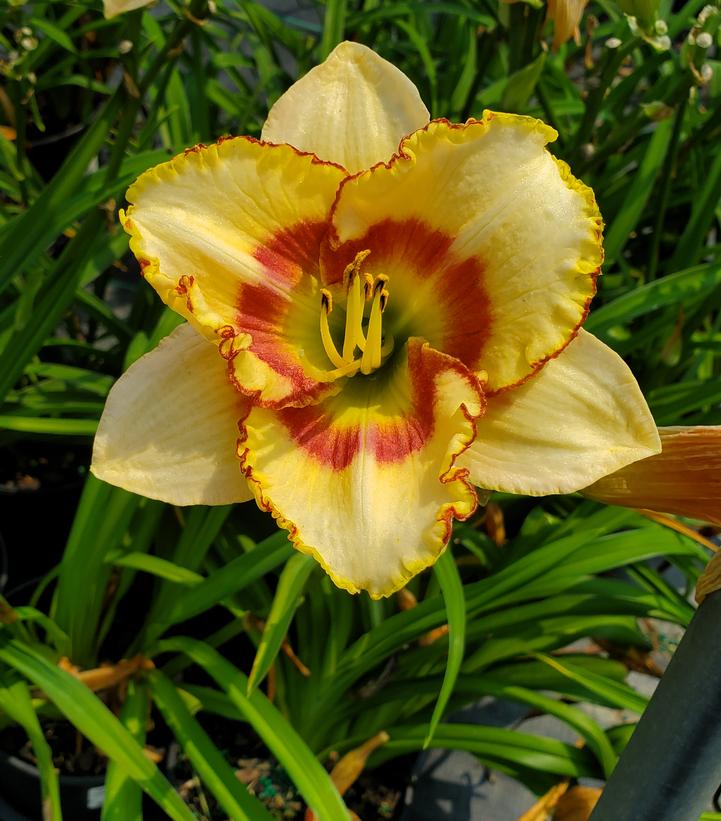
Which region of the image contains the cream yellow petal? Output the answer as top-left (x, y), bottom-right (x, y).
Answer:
top-left (585, 426), bottom-right (721, 524)
top-left (239, 340), bottom-right (483, 598)
top-left (327, 114), bottom-right (603, 393)
top-left (91, 324), bottom-right (252, 506)
top-left (457, 330), bottom-right (661, 495)
top-left (103, 0), bottom-right (152, 18)
top-left (261, 41), bottom-right (430, 173)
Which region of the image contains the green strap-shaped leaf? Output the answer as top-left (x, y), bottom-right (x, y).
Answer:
top-left (102, 679), bottom-right (148, 821)
top-left (584, 263), bottom-right (721, 342)
top-left (247, 553), bottom-right (315, 694)
top-left (0, 635), bottom-right (195, 821)
top-left (670, 141), bottom-right (721, 270)
top-left (148, 670), bottom-right (274, 821)
top-left (362, 672), bottom-right (618, 777)
top-left (53, 476), bottom-right (140, 666)
top-left (0, 90), bottom-right (123, 296)
top-left (603, 116), bottom-right (674, 266)
top-left (424, 548), bottom-right (465, 748)
top-left (149, 532), bottom-right (292, 639)
top-left (360, 723), bottom-right (598, 778)
top-left (106, 552), bottom-right (204, 585)
top-left (0, 669), bottom-right (62, 821)
top-left (9, 606), bottom-right (71, 657)
top-left (155, 637), bottom-right (348, 819)
top-left (534, 653), bottom-right (649, 714)
top-left (319, 0), bottom-right (347, 59)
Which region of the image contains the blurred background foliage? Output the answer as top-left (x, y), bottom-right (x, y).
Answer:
top-left (0, 0), bottom-right (720, 819)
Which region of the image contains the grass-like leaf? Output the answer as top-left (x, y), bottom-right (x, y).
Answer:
top-left (0, 634), bottom-right (195, 821)
top-left (148, 669), bottom-right (274, 820)
top-left (154, 637), bottom-right (348, 819)
top-left (424, 548), bottom-right (465, 748)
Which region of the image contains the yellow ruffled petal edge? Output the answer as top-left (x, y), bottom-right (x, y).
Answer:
top-left (120, 136), bottom-right (348, 409)
top-left (236, 339), bottom-right (485, 598)
top-left (457, 330), bottom-right (661, 496)
top-left (584, 426), bottom-right (721, 525)
top-left (91, 323), bottom-right (253, 506)
top-left (325, 112), bottom-right (604, 395)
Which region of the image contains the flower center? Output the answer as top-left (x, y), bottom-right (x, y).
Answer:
top-left (319, 250), bottom-right (394, 378)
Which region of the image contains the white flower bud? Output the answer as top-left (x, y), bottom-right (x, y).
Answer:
top-left (698, 4), bottom-right (717, 23)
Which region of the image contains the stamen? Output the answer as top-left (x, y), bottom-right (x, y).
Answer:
top-left (325, 359), bottom-right (362, 380)
top-left (319, 289), bottom-right (345, 369)
top-left (343, 269), bottom-right (363, 360)
top-left (341, 250), bottom-right (373, 360)
top-left (361, 278), bottom-right (388, 375)
top-left (319, 255), bottom-right (393, 378)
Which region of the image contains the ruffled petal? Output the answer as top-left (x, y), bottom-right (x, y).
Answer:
top-left (325, 114), bottom-right (603, 393)
top-left (91, 324), bottom-right (252, 506)
top-left (238, 340), bottom-right (484, 598)
top-left (456, 330), bottom-right (661, 495)
top-left (585, 426), bottom-right (721, 524)
top-left (122, 138), bottom-right (347, 408)
top-left (261, 41), bottom-right (429, 173)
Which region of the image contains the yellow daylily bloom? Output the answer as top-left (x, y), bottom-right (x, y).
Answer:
top-left (92, 41), bottom-right (663, 598)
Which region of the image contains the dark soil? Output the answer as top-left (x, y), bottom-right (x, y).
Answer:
top-left (167, 714), bottom-right (409, 820)
top-left (0, 721), bottom-right (105, 777)
top-left (0, 710), bottom-right (409, 820)
top-left (0, 441), bottom-right (88, 599)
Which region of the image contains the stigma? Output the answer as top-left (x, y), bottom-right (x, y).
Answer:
top-left (319, 250), bottom-right (394, 379)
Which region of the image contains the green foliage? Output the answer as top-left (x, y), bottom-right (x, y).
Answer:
top-left (0, 0), bottom-right (719, 817)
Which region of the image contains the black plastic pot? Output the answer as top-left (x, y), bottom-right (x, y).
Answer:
top-left (0, 750), bottom-right (105, 821)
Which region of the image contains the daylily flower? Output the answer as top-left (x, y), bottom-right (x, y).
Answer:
top-left (92, 42), bottom-right (663, 598)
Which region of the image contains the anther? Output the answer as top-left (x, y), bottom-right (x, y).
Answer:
top-left (363, 273), bottom-right (374, 300)
top-left (373, 274), bottom-right (389, 296)
top-left (343, 249), bottom-right (371, 287)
